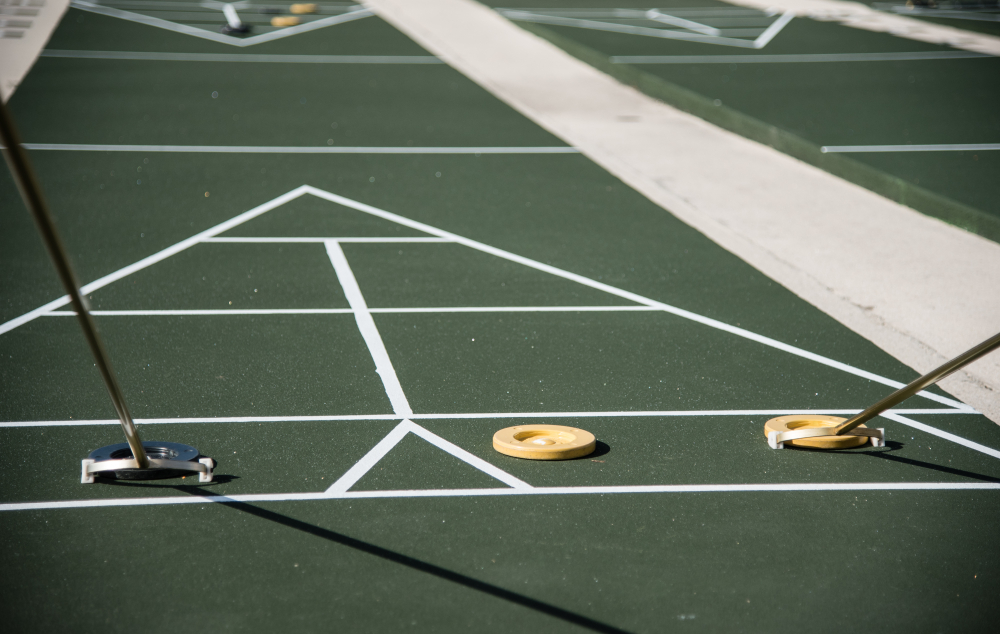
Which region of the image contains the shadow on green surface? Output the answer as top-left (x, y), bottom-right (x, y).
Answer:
top-left (788, 441), bottom-right (1000, 483)
top-left (96, 478), bottom-right (631, 633)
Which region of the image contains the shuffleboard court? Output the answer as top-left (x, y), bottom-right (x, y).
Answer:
top-left (1, 2), bottom-right (999, 632)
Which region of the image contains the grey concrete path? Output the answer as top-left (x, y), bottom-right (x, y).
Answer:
top-left (367, 0), bottom-right (1000, 423)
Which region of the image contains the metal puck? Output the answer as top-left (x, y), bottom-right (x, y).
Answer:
top-left (493, 425), bottom-right (596, 460)
top-left (88, 441), bottom-right (203, 480)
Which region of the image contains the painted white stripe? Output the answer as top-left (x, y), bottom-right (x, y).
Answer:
top-left (751, 10), bottom-right (794, 48)
top-left (0, 186), bottom-right (310, 336)
top-left (405, 421), bottom-right (531, 489)
top-left (325, 241), bottom-right (412, 416)
top-left (325, 420), bottom-right (529, 493)
top-left (645, 9), bottom-right (720, 36)
top-left (324, 419), bottom-right (411, 493)
top-left (0, 409), bottom-right (972, 429)
top-left (821, 143), bottom-right (1000, 153)
top-left (69, 1), bottom-right (375, 47)
top-left (40, 50), bottom-right (445, 63)
top-left (44, 306), bottom-right (657, 316)
top-left (4, 480), bottom-right (999, 512)
top-left (21, 144), bottom-right (579, 154)
top-left (301, 186), bottom-right (968, 410)
top-left (203, 237), bottom-right (450, 243)
top-left (611, 51), bottom-right (991, 64)
top-left (46, 309), bottom-right (356, 316)
top-left (881, 412), bottom-right (1000, 460)
top-left (498, 10), bottom-right (763, 49)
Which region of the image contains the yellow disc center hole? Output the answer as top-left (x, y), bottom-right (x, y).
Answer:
top-left (785, 420), bottom-right (839, 431)
top-left (514, 431), bottom-right (574, 445)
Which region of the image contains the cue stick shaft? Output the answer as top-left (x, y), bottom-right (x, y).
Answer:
top-left (835, 331), bottom-right (1000, 435)
top-left (0, 100), bottom-right (149, 468)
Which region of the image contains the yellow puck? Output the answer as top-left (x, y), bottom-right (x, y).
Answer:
top-left (493, 425), bottom-right (596, 460)
top-left (271, 16), bottom-right (301, 26)
top-left (764, 415), bottom-right (870, 449)
top-left (290, 3), bottom-right (317, 13)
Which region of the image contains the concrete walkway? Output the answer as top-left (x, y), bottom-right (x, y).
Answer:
top-left (367, 0), bottom-right (1000, 422)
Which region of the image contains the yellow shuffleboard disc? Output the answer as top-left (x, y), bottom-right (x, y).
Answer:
top-left (271, 16), bottom-right (301, 26)
top-left (764, 415), bottom-right (870, 449)
top-left (493, 425), bottom-right (596, 460)
top-left (290, 3), bottom-right (317, 13)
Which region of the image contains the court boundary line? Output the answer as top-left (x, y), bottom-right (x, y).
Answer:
top-left (611, 51), bottom-right (992, 64)
top-left (40, 50), bottom-right (446, 63)
top-left (21, 144), bottom-right (581, 154)
top-left (0, 184), bottom-right (970, 410)
top-left (821, 143), bottom-right (1000, 153)
top-left (4, 480), bottom-right (1000, 512)
top-left (0, 408), bottom-right (972, 428)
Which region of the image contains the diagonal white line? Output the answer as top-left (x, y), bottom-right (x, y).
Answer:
top-left (325, 241), bottom-right (412, 416)
top-left (752, 10), bottom-right (794, 49)
top-left (406, 422), bottom-right (531, 489)
top-left (324, 420), bottom-right (411, 493)
top-left (497, 10), bottom-right (761, 49)
top-left (301, 186), bottom-right (968, 410)
top-left (881, 412), bottom-right (1000, 460)
top-left (645, 9), bottom-right (720, 36)
top-left (324, 420), bottom-right (528, 493)
top-left (0, 186), bottom-right (311, 337)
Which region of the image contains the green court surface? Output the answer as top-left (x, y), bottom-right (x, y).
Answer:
top-left (493, 0), bottom-right (1000, 241)
top-left (2, 3), bottom-right (1000, 632)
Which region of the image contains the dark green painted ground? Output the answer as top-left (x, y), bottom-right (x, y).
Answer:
top-left (491, 0), bottom-right (1000, 235)
top-left (2, 5), bottom-right (999, 633)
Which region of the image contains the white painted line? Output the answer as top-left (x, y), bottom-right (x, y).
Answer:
top-left (0, 408), bottom-right (972, 428)
top-left (368, 305), bottom-right (653, 313)
top-left (821, 143), bottom-right (1000, 153)
top-left (46, 309), bottom-right (356, 316)
top-left (21, 144), bottom-right (579, 154)
top-left (326, 420), bottom-right (529, 493)
top-left (44, 306), bottom-right (657, 316)
top-left (645, 9), bottom-right (721, 36)
top-left (40, 50), bottom-right (445, 63)
top-left (203, 237), bottom-right (450, 243)
top-left (69, 1), bottom-right (375, 47)
top-left (0, 186), bottom-right (310, 336)
top-left (405, 421), bottom-right (531, 489)
top-left (611, 51), bottom-right (992, 64)
top-left (324, 419), bottom-right (411, 493)
top-left (302, 186), bottom-right (968, 410)
top-left (5, 480), bottom-right (1000, 512)
top-left (881, 412), bottom-right (1000, 460)
top-left (751, 10), bottom-right (794, 48)
top-left (497, 10), bottom-right (764, 49)
top-left (325, 241), bottom-right (412, 416)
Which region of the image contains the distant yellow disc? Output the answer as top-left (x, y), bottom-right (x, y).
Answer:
top-left (764, 415), bottom-right (869, 449)
top-left (493, 425), bottom-right (596, 460)
top-left (290, 3), bottom-right (317, 13)
top-left (271, 16), bottom-right (301, 26)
